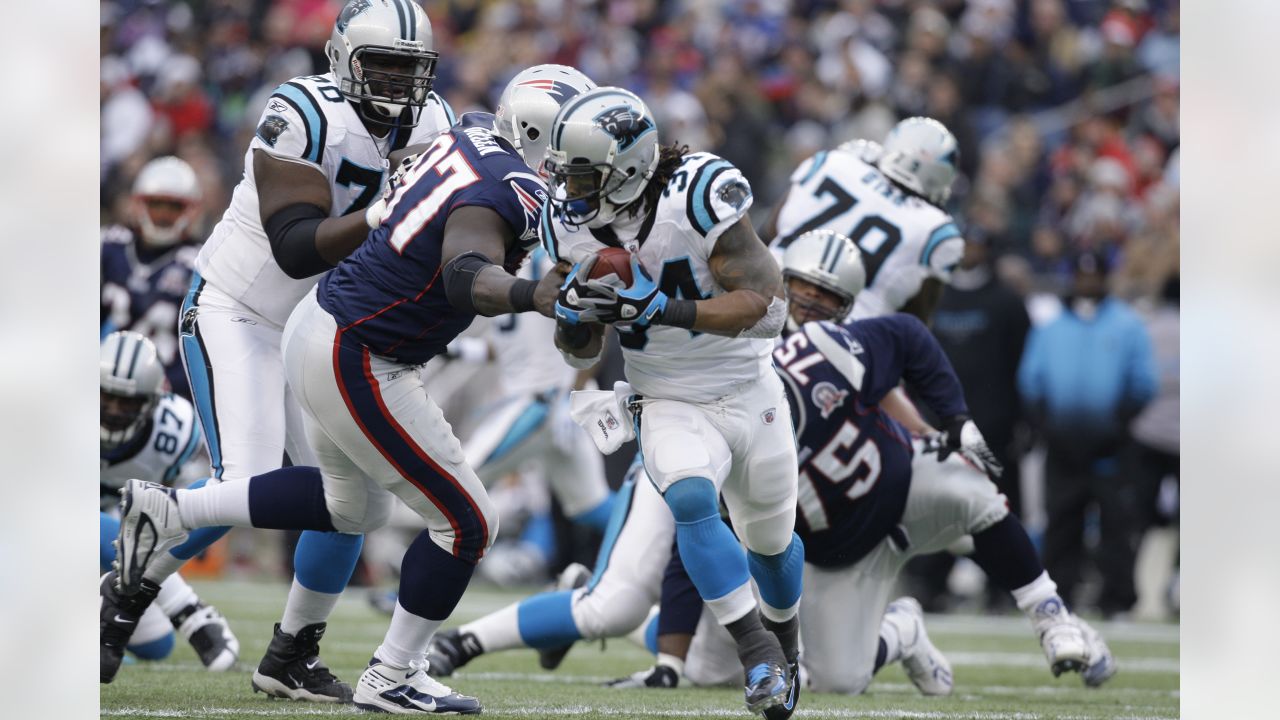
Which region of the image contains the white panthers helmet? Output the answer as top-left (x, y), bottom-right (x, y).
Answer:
top-left (131, 156), bottom-right (202, 247)
top-left (494, 65), bottom-right (597, 176)
top-left (878, 117), bottom-right (959, 206)
top-left (782, 229), bottom-right (866, 323)
top-left (326, 0), bottom-right (438, 127)
top-left (544, 86), bottom-right (660, 228)
top-left (101, 331), bottom-right (166, 450)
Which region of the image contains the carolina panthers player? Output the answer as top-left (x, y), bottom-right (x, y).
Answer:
top-left (545, 87), bottom-right (802, 718)
top-left (115, 72), bottom-right (583, 715)
top-left (625, 232), bottom-right (1116, 695)
top-left (98, 332), bottom-right (238, 682)
top-left (120, 0), bottom-right (458, 702)
top-left (450, 66), bottom-right (614, 532)
top-left (101, 156), bottom-right (203, 399)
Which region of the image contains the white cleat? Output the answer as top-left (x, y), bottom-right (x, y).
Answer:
top-left (885, 597), bottom-right (953, 696)
top-left (1032, 597), bottom-right (1090, 677)
top-left (174, 602), bottom-right (240, 672)
top-left (115, 479), bottom-right (188, 595)
top-left (1077, 618), bottom-right (1118, 688)
top-left (353, 659), bottom-right (482, 714)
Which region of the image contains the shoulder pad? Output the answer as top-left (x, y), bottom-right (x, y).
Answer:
top-left (662, 152), bottom-right (753, 238)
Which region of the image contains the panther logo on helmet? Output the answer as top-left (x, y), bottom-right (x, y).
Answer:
top-left (336, 0), bottom-right (373, 34)
top-left (593, 106), bottom-right (654, 152)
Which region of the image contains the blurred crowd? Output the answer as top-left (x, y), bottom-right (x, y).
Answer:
top-left (101, 0), bottom-right (1179, 619)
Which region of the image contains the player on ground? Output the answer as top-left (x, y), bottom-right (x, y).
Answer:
top-left (98, 332), bottom-right (238, 682)
top-left (544, 87), bottom-right (802, 718)
top-left (114, 72), bottom-right (584, 715)
top-left (102, 0), bottom-right (457, 702)
top-left (620, 231), bottom-right (1116, 694)
top-left (101, 156), bottom-right (204, 398)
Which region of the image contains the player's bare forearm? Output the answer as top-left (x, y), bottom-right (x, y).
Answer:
top-left (699, 218), bottom-right (784, 335)
top-left (442, 207), bottom-right (565, 317)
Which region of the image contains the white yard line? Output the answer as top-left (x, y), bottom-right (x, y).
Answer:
top-left (100, 707), bottom-right (1177, 720)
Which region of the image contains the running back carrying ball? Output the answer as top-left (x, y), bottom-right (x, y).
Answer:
top-left (587, 246), bottom-right (634, 287)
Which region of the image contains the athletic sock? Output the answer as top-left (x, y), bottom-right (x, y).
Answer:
top-left (1011, 571), bottom-right (1061, 614)
top-left (515, 590), bottom-right (583, 649)
top-left (399, 529), bottom-right (476, 621)
top-left (748, 533), bottom-right (804, 623)
top-left (462, 602), bottom-right (523, 655)
top-left (665, 478), bottom-right (755, 624)
top-left (375, 602), bottom-right (443, 668)
top-left (280, 578), bottom-right (343, 636)
top-left (877, 615), bottom-right (905, 669)
top-left (176, 480), bottom-right (250, 528)
top-left (154, 574), bottom-right (201, 617)
top-left (726, 609), bottom-right (786, 670)
top-left (971, 514), bottom-right (1044, 593)
top-left (762, 614), bottom-right (800, 666)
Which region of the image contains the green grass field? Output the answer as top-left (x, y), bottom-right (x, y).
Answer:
top-left (101, 579), bottom-right (1179, 719)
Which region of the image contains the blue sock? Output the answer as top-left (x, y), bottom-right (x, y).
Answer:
top-left (247, 466), bottom-right (336, 531)
top-left (166, 478), bottom-right (230, 561)
top-left (644, 612), bottom-right (659, 654)
top-left (127, 632), bottom-right (175, 660)
top-left (100, 513), bottom-right (119, 572)
top-left (398, 529), bottom-right (475, 621)
top-left (519, 510), bottom-right (556, 564)
top-left (516, 590), bottom-right (582, 649)
top-left (972, 515), bottom-right (1044, 592)
top-left (747, 533), bottom-right (804, 614)
top-left (295, 531), bottom-right (363, 594)
top-left (570, 492), bottom-right (616, 532)
top-left (664, 477), bottom-right (749, 601)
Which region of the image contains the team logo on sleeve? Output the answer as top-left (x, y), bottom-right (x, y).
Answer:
top-left (717, 179), bottom-right (752, 210)
top-left (593, 106), bottom-right (655, 152)
top-left (511, 181), bottom-right (545, 244)
top-left (811, 381), bottom-right (850, 419)
top-left (256, 115), bottom-right (290, 147)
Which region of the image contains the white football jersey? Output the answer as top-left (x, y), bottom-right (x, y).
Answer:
top-left (197, 72), bottom-right (455, 326)
top-left (771, 148), bottom-right (964, 319)
top-left (491, 249), bottom-right (576, 395)
top-left (544, 152), bottom-right (772, 402)
top-left (101, 393), bottom-right (206, 510)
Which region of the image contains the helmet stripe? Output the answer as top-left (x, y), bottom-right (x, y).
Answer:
top-left (551, 89), bottom-right (642, 151)
top-left (389, 0), bottom-right (409, 41)
top-left (111, 334), bottom-right (126, 378)
top-left (125, 337), bottom-right (145, 380)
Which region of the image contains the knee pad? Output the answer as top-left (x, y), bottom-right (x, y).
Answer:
top-left (737, 508), bottom-right (797, 557)
top-left (663, 477), bottom-right (719, 524)
top-left (572, 588), bottom-right (653, 640)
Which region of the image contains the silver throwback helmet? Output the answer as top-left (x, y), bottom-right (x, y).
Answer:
top-left (494, 65), bottom-right (597, 176)
top-left (131, 155), bottom-right (202, 248)
top-left (326, 0), bottom-right (438, 126)
top-left (782, 229), bottom-right (867, 324)
top-left (101, 331), bottom-right (166, 450)
top-left (544, 86), bottom-right (660, 228)
top-left (877, 117), bottom-right (959, 207)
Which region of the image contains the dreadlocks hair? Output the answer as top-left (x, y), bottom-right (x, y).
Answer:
top-left (624, 142), bottom-right (691, 219)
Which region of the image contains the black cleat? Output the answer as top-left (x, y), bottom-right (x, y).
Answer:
top-left (100, 571), bottom-right (160, 683)
top-left (251, 623), bottom-right (352, 703)
top-left (762, 660), bottom-right (801, 720)
top-left (172, 602), bottom-right (240, 671)
top-left (743, 661), bottom-right (789, 715)
top-left (604, 663), bottom-right (680, 689)
top-left (425, 629), bottom-right (484, 678)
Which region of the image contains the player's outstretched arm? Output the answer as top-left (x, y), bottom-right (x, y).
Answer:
top-left (440, 206), bottom-right (565, 318)
top-left (699, 217), bottom-right (787, 337)
top-left (254, 150), bottom-right (377, 278)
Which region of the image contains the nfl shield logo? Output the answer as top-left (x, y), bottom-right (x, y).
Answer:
top-left (761, 408), bottom-right (776, 425)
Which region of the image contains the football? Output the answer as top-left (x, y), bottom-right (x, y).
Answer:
top-left (587, 246), bottom-right (635, 287)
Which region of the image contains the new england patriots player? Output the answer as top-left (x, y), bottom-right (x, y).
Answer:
top-left (133, 0), bottom-right (457, 702)
top-left (626, 231), bottom-right (1116, 695)
top-left (101, 156), bottom-right (203, 399)
top-left (546, 87), bottom-right (802, 717)
top-left (98, 332), bottom-right (238, 682)
top-left (115, 71), bottom-right (583, 715)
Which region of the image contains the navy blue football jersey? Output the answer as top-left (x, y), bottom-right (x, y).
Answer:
top-left (319, 113), bottom-right (548, 364)
top-left (774, 314), bottom-right (968, 568)
top-left (101, 226), bottom-right (198, 398)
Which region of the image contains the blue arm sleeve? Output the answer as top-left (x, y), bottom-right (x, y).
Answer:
top-left (847, 314), bottom-right (968, 419)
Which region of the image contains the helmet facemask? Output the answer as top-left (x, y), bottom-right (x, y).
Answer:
top-left (134, 195), bottom-right (196, 247)
top-left (544, 151), bottom-right (630, 229)
top-left (100, 389), bottom-right (156, 451)
top-left (336, 43), bottom-right (437, 128)
top-left (783, 273), bottom-right (855, 328)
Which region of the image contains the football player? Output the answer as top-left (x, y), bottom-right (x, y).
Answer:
top-left (106, 0), bottom-right (457, 702)
top-left (620, 231), bottom-right (1117, 695)
top-left (546, 87), bottom-right (802, 718)
top-left (101, 156), bottom-right (203, 399)
top-left (98, 332), bottom-right (238, 681)
top-left (114, 70), bottom-right (586, 715)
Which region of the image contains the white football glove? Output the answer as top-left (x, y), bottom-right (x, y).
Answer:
top-left (365, 152), bottom-right (423, 229)
top-left (923, 415), bottom-right (1004, 480)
